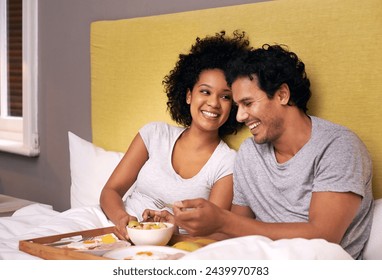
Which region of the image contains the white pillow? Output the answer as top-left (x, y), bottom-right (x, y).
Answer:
top-left (363, 198), bottom-right (382, 259)
top-left (68, 131), bottom-right (124, 208)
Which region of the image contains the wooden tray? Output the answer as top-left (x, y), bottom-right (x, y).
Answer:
top-left (19, 226), bottom-right (200, 260)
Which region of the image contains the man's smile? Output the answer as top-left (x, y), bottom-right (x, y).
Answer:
top-left (247, 121), bottom-right (261, 130)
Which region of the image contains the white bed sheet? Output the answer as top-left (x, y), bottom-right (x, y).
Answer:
top-left (0, 203), bottom-right (352, 260)
top-left (182, 235), bottom-right (352, 260)
top-left (0, 203), bottom-right (114, 259)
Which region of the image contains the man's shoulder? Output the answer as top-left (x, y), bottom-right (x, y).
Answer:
top-left (311, 116), bottom-right (358, 139)
top-left (311, 116), bottom-right (369, 154)
top-left (311, 116), bottom-right (347, 130)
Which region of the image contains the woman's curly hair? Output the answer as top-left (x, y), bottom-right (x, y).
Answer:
top-left (226, 44), bottom-right (311, 113)
top-left (163, 30), bottom-right (251, 137)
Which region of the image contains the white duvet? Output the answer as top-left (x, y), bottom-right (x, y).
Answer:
top-left (0, 203), bottom-right (352, 260)
top-left (0, 204), bottom-right (114, 259)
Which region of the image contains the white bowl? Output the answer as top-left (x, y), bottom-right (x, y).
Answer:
top-left (127, 222), bottom-right (175, 246)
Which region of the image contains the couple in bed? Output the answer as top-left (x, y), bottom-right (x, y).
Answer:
top-left (100, 31), bottom-right (374, 259)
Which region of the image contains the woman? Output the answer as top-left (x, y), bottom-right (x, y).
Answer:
top-left (100, 31), bottom-right (251, 240)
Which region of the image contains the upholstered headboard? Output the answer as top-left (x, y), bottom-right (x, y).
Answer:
top-left (90, 0), bottom-right (382, 199)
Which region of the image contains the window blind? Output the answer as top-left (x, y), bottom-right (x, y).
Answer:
top-left (7, 0), bottom-right (22, 117)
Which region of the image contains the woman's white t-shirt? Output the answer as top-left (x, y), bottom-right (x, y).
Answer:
top-left (125, 122), bottom-right (236, 220)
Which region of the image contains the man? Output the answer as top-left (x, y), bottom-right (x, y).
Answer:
top-left (170, 44), bottom-right (374, 259)
top-left (144, 45), bottom-right (373, 259)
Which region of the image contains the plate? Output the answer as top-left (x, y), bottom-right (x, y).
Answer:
top-left (78, 240), bottom-right (130, 256)
top-left (60, 233), bottom-right (131, 256)
top-left (103, 245), bottom-right (188, 260)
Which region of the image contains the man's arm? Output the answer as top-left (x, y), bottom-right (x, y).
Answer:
top-left (174, 191), bottom-right (361, 243)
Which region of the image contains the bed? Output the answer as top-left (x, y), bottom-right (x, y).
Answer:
top-left (1, 0), bottom-right (381, 260)
top-left (0, 132), bottom-right (381, 260)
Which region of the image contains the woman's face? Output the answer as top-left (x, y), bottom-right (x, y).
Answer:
top-left (187, 69), bottom-right (232, 134)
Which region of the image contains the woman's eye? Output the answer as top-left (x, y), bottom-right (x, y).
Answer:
top-left (221, 95), bottom-right (232, 100)
top-left (200, 89), bottom-right (210, 95)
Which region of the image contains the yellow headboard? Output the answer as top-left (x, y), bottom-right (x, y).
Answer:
top-left (91, 0), bottom-right (382, 199)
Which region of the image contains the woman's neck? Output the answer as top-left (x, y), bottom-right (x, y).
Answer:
top-left (180, 125), bottom-right (221, 151)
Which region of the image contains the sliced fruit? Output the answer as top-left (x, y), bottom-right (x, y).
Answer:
top-left (194, 238), bottom-right (216, 246)
top-left (101, 233), bottom-right (116, 244)
top-left (172, 241), bottom-right (203, 252)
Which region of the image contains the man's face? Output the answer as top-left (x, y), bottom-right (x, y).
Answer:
top-left (232, 76), bottom-right (284, 144)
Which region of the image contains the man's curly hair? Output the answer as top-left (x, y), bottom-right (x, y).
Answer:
top-left (163, 31), bottom-right (251, 137)
top-left (226, 44), bottom-right (311, 113)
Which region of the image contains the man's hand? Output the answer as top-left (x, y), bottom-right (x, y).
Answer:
top-left (173, 198), bottom-right (226, 236)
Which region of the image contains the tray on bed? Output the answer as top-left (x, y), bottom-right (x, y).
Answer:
top-left (19, 226), bottom-right (199, 260)
top-left (19, 227), bottom-right (117, 260)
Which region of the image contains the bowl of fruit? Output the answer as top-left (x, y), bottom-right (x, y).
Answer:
top-left (127, 221), bottom-right (175, 246)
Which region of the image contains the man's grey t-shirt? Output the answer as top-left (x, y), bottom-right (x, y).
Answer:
top-left (233, 116), bottom-right (374, 259)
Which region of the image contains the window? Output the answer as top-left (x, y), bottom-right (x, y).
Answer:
top-left (0, 0), bottom-right (38, 156)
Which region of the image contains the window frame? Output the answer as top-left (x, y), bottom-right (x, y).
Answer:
top-left (0, 0), bottom-right (39, 156)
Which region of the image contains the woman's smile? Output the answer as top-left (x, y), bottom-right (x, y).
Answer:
top-left (201, 110), bottom-right (219, 119)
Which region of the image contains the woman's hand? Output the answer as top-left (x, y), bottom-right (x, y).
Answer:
top-left (142, 209), bottom-right (175, 224)
top-left (114, 214), bottom-right (138, 240)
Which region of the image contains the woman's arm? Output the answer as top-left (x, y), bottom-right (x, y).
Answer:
top-left (195, 174), bottom-right (233, 240)
top-left (100, 133), bottom-right (148, 240)
top-left (208, 174), bottom-right (233, 210)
